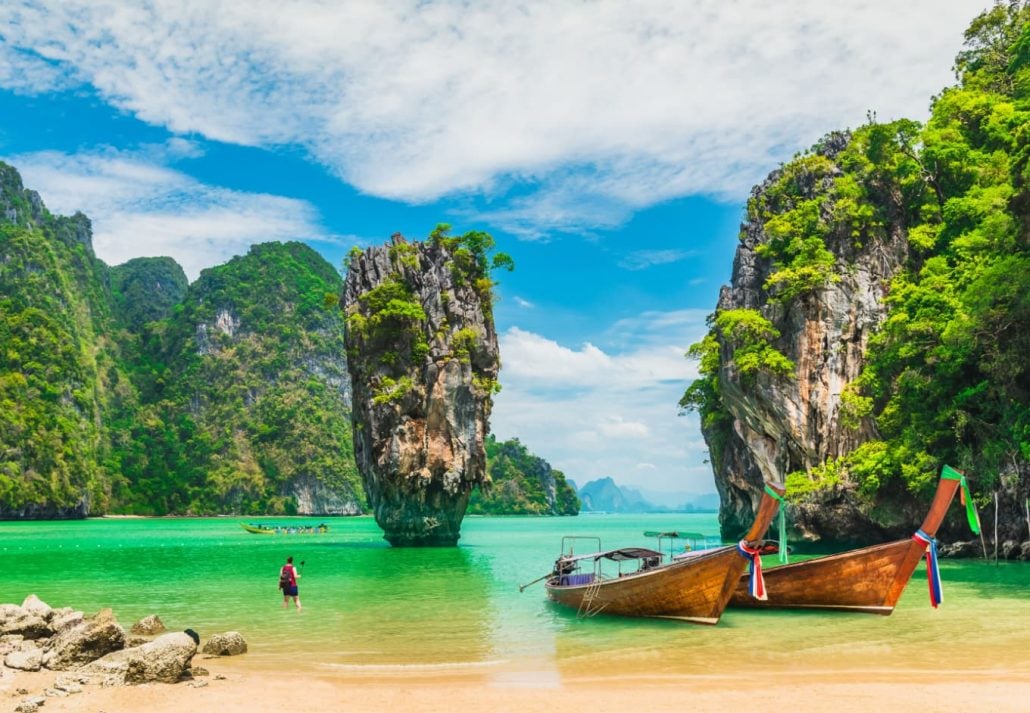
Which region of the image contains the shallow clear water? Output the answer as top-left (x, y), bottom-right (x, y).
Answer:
top-left (2, 514), bottom-right (1028, 678)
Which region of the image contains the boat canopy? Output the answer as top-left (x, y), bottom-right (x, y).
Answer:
top-left (560, 547), bottom-right (663, 563)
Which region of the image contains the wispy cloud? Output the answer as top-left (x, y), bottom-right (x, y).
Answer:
top-left (618, 249), bottom-right (695, 271)
top-left (491, 310), bottom-right (713, 491)
top-left (513, 296), bottom-right (535, 309)
top-left (8, 144), bottom-right (352, 279)
top-left (0, 0), bottom-right (985, 237)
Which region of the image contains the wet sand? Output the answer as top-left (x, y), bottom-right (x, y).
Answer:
top-left (5, 657), bottom-right (1029, 713)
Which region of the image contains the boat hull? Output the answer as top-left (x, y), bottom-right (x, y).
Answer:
top-left (546, 546), bottom-right (748, 625)
top-left (729, 538), bottom-right (924, 614)
top-left (729, 469), bottom-right (965, 615)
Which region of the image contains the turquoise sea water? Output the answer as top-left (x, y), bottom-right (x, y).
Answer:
top-left (2, 514), bottom-right (1029, 679)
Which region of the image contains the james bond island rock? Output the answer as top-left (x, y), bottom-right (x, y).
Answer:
top-left (343, 226), bottom-right (511, 546)
top-left (684, 3), bottom-right (1029, 548)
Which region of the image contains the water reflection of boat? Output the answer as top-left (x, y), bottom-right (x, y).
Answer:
top-left (729, 465), bottom-right (980, 614)
top-left (240, 523), bottom-right (330, 535)
top-left (540, 482), bottom-right (784, 624)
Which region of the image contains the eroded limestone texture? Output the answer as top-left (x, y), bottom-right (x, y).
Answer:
top-left (706, 133), bottom-right (912, 544)
top-left (343, 234), bottom-right (499, 546)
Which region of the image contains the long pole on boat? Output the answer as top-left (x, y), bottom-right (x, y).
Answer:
top-left (994, 491), bottom-right (1000, 565)
top-left (519, 571), bottom-right (552, 592)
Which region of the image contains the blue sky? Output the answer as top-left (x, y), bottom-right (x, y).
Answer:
top-left (0, 1), bottom-right (987, 503)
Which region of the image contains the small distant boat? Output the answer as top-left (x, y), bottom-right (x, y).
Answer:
top-left (531, 482), bottom-right (784, 625)
top-left (240, 522), bottom-right (330, 535)
top-left (729, 465), bottom-right (980, 614)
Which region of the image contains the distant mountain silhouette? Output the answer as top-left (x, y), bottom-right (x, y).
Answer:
top-left (576, 477), bottom-right (718, 513)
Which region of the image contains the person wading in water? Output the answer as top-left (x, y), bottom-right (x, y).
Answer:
top-left (279, 556), bottom-right (302, 610)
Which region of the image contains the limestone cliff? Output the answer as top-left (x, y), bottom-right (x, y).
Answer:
top-left (706, 132), bottom-right (914, 543)
top-left (696, 5), bottom-right (1030, 551)
top-left (343, 232), bottom-right (501, 545)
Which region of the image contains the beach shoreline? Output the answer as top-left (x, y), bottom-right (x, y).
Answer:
top-left (5, 658), bottom-right (1030, 713)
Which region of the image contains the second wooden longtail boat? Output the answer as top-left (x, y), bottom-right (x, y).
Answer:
top-left (729, 464), bottom-right (980, 614)
top-left (536, 482), bottom-right (784, 625)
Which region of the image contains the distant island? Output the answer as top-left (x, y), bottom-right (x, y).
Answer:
top-left (575, 476), bottom-right (718, 513)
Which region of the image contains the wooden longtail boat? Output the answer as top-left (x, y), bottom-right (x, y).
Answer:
top-left (542, 482), bottom-right (783, 625)
top-left (729, 465), bottom-right (980, 614)
top-left (240, 523), bottom-right (330, 535)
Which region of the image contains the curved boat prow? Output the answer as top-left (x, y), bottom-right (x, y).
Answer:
top-left (730, 464), bottom-right (981, 614)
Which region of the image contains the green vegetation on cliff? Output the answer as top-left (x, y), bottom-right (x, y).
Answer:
top-left (0, 178), bottom-right (114, 515)
top-left (116, 242), bottom-right (363, 515)
top-left (685, 3), bottom-right (1030, 500)
top-left (469, 436), bottom-right (580, 515)
top-left (1, 164), bottom-right (366, 517)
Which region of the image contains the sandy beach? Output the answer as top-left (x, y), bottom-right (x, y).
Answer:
top-left (5, 656), bottom-right (1030, 713)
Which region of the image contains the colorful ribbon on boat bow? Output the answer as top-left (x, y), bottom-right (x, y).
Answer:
top-left (940, 464), bottom-right (981, 535)
top-left (912, 528), bottom-right (943, 608)
top-left (764, 484), bottom-right (789, 564)
top-left (737, 540), bottom-right (767, 601)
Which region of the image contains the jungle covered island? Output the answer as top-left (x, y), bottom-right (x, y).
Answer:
top-left (343, 227), bottom-right (510, 545)
top-left (468, 435), bottom-right (580, 516)
top-left (0, 160), bottom-right (365, 517)
top-left (683, 3), bottom-right (1030, 548)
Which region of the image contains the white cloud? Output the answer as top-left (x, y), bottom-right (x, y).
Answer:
top-left (8, 145), bottom-right (351, 280)
top-left (513, 296), bottom-right (534, 309)
top-left (619, 249), bottom-right (695, 271)
top-left (491, 310), bottom-right (715, 492)
top-left (0, 0), bottom-right (987, 236)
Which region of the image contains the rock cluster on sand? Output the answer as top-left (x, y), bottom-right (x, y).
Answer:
top-left (0, 595), bottom-right (249, 692)
top-left (201, 631), bottom-right (248, 656)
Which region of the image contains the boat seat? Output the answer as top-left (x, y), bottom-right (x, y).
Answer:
top-left (560, 573), bottom-right (595, 586)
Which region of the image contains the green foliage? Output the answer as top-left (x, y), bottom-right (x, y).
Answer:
top-left (701, 3), bottom-right (1030, 506)
top-left (0, 201), bottom-right (112, 514)
top-left (451, 327), bottom-right (479, 364)
top-left (428, 223), bottom-right (514, 296)
top-left (109, 257), bottom-right (188, 330)
top-left (713, 309), bottom-right (795, 380)
top-left (346, 278), bottom-right (428, 368)
top-left (372, 375), bottom-right (414, 405)
top-left (116, 241), bottom-right (365, 515)
top-left (468, 435), bottom-right (579, 515)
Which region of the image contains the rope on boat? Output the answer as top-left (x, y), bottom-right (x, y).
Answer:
top-left (736, 541), bottom-right (767, 601)
top-left (912, 529), bottom-right (943, 608)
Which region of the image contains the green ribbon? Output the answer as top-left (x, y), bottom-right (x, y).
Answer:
top-left (941, 464), bottom-right (981, 535)
top-left (763, 484), bottom-right (789, 563)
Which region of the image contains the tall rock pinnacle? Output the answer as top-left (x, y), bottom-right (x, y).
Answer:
top-left (343, 229), bottom-right (504, 546)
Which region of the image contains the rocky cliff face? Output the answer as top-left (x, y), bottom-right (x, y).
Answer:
top-left (0, 162), bottom-right (112, 519)
top-left (344, 233), bottom-right (500, 545)
top-left (142, 241), bottom-right (363, 516)
top-left (706, 133), bottom-right (913, 543)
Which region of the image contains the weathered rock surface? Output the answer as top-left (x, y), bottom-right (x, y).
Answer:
top-left (5, 645), bottom-right (43, 671)
top-left (129, 614), bottom-right (165, 636)
top-left (82, 632), bottom-right (197, 684)
top-left (201, 631), bottom-right (247, 656)
top-left (41, 608), bottom-right (125, 670)
top-left (0, 606), bottom-right (49, 640)
top-left (344, 234), bottom-right (500, 545)
top-left (703, 133), bottom-right (915, 544)
top-left (125, 632), bottom-right (198, 683)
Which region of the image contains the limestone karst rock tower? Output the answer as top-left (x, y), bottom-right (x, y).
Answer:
top-left (342, 229), bottom-right (504, 546)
